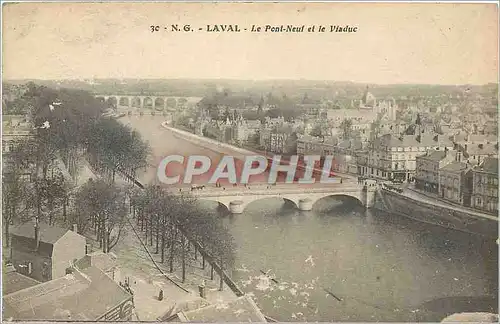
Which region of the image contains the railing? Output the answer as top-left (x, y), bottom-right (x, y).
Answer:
top-left (186, 185), bottom-right (362, 198)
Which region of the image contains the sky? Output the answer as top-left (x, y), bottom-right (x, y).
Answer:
top-left (2, 2), bottom-right (498, 85)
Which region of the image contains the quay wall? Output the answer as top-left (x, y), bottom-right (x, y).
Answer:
top-left (376, 189), bottom-right (498, 239)
top-left (161, 122), bottom-right (256, 159)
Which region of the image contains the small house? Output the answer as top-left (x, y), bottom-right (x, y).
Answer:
top-left (9, 222), bottom-right (86, 282)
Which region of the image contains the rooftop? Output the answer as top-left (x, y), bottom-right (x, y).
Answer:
top-left (3, 266), bottom-right (131, 321)
top-left (157, 297), bottom-right (211, 321)
top-left (11, 222), bottom-right (73, 245)
top-left (75, 251), bottom-right (118, 272)
top-left (465, 143), bottom-right (498, 156)
top-left (179, 295), bottom-right (267, 323)
top-left (440, 161), bottom-right (470, 173)
top-left (418, 150), bottom-right (448, 162)
top-left (3, 271), bottom-right (41, 295)
top-left (474, 157), bottom-right (498, 174)
top-left (376, 133), bottom-right (453, 149)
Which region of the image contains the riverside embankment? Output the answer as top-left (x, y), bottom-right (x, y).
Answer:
top-left (376, 187), bottom-right (498, 239)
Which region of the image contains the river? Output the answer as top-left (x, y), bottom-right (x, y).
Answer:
top-left (123, 116), bottom-right (498, 322)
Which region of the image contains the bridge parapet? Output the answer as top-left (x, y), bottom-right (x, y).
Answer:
top-left (175, 183), bottom-right (374, 214)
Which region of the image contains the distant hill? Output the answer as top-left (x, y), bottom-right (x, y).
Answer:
top-left (3, 79), bottom-right (497, 103)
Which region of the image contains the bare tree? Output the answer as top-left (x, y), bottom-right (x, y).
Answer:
top-left (2, 169), bottom-right (29, 247)
top-left (73, 178), bottom-right (127, 252)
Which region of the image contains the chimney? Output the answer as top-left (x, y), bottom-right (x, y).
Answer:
top-left (72, 224), bottom-right (78, 233)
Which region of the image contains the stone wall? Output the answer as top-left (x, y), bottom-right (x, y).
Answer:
top-left (376, 189), bottom-right (497, 239)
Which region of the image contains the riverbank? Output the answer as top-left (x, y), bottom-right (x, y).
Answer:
top-left (377, 187), bottom-right (498, 239)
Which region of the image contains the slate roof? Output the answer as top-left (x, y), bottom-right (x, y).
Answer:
top-left (337, 139), bottom-right (363, 151)
top-left (440, 161), bottom-right (470, 173)
top-left (2, 271), bottom-right (41, 295)
top-left (2, 266), bottom-right (131, 321)
top-left (179, 295), bottom-right (267, 322)
top-left (418, 150), bottom-right (447, 162)
top-left (10, 222), bottom-right (70, 245)
top-left (157, 297), bottom-right (211, 321)
top-left (475, 157), bottom-right (499, 174)
top-left (465, 143), bottom-right (497, 156)
top-left (75, 251), bottom-right (118, 272)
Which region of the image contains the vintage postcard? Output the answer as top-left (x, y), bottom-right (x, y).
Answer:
top-left (1, 2), bottom-right (498, 323)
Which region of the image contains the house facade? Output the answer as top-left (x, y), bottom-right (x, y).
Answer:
top-left (358, 133), bottom-right (454, 182)
top-left (439, 162), bottom-right (473, 206)
top-left (415, 149), bottom-right (460, 194)
top-left (10, 223), bottom-right (87, 282)
top-left (471, 157), bottom-right (499, 215)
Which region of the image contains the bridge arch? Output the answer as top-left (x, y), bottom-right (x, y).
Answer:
top-left (166, 98), bottom-right (177, 109)
top-left (177, 98), bottom-right (188, 107)
top-left (242, 196), bottom-right (300, 214)
top-left (143, 97), bottom-right (153, 109)
top-left (119, 97), bottom-right (130, 107)
top-left (107, 96), bottom-right (117, 107)
top-left (131, 97), bottom-right (141, 108)
top-left (154, 97), bottom-right (165, 111)
top-left (311, 193), bottom-right (364, 209)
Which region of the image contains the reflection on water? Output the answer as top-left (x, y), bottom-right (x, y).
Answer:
top-left (198, 197), bottom-right (498, 322)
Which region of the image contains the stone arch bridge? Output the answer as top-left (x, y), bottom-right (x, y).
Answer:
top-left (182, 183), bottom-right (377, 214)
top-left (94, 94), bottom-right (202, 111)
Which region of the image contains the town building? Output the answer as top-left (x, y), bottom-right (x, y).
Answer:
top-left (415, 149), bottom-right (461, 194)
top-left (438, 161), bottom-right (473, 206)
top-left (2, 265), bottom-right (134, 321)
top-left (332, 139), bottom-right (362, 174)
top-left (231, 118), bottom-right (261, 143)
top-left (9, 222), bottom-right (87, 282)
top-left (267, 127), bottom-right (296, 154)
top-left (471, 157), bottom-right (498, 215)
top-left (357, 133), bottom-right (454, 182)
top-left (296, 135), bottom-right (338, 156)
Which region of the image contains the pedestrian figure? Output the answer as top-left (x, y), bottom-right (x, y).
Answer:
top-left (158, 289), bottom-right (164, 301)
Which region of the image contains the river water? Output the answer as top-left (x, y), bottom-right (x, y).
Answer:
top-left (125, 116), bottom-right (498, 322)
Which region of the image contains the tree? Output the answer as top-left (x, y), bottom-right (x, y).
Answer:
top-left (87, 119), bottom-right (150, 182)
top-left (21, 171), bottom-right (69, 244)
top-left (2, 169), bottom-right (29, 247)
top-left (223, 106), bottom-right (231, 121)
top-left (73, 179), bottom-right (127, 252)
top-left (340, 118), bottom-right (353, 139)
